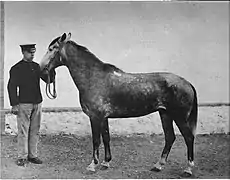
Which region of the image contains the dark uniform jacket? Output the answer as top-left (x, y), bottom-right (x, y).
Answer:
top-left (7, 60), bottom-right (55, 106)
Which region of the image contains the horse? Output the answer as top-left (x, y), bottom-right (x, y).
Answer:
top-left (40, 33), bottom-right (198, 177)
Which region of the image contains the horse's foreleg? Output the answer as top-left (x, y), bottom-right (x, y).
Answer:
top-left (101, 118), bottom-right (112, 170)
top-left (87, 117), bottom-right (101, 172)
top-left (151, 110), bottom-right (175, 172)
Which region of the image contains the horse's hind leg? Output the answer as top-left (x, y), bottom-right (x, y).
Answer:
top-left (151, 109), bottom-right (175, 172)
top-left (100, 118), bottom-right (112, 170)
top-left (174, 120), bottom-right (195, 177)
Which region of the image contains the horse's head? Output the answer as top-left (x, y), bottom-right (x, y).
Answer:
top-left (40, 32), bottom-right (71, 99)
top-left (40, 32), bottom-right (71, 71)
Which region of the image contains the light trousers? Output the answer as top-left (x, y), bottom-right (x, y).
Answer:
top-left (17, 103), bottom-right (42, 159)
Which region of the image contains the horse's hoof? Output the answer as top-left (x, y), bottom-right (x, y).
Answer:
top-left (100, 161), bottom-right (110, 170)
top-left (86, 166), bottom-right (96, 172)
top-left (150, 166), bottom-right (162, 172)
top-left (150, 162), bottom-right (163, 172)
top-left (86, 160), bottom-right (99, 172)
top-left (182, 170), bottom-right (192, 178)
top-left (100, 165), bottom-right (109, 170)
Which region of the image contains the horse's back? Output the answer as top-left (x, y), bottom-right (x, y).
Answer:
top-left (109, 71), bottom-right (193, 95)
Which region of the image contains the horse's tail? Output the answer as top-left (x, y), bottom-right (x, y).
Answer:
top-left (188, 84), bottom-right (198, 136)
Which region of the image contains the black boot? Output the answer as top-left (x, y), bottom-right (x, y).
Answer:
top-left (27, 157), bottom-right (43, 164)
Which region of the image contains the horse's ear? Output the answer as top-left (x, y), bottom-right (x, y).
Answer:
top-left (59, 33), bottom-right (67, 43)
top-left (66, 32), bottom-right (71, 42)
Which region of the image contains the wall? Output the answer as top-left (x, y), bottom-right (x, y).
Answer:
top-left (5, 106), bottom-right (229, 135)
top-left (1, 2), bottom-right (5, 133)
top-left (3, 2), bottom-right (229, 109)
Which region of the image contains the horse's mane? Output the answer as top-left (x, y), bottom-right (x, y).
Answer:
top-left (68, 40), bottom-right (98, 59)
top-left (67, 41), bottom-right (123, 73)
top-left (49, 37), bottom-right (123, 73)
top-left (49, 37), bottom-right (102, 62)
top-left (103, 63), bottom-right (123, 73)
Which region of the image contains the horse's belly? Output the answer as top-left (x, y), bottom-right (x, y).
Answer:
top-left (108, 109), bottom-right (158, 118)
top-left (108, 100), bottom-right (161, 118)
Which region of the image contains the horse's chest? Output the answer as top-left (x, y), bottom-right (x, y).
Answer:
top-left (80, 92), bottom-right (112, 115)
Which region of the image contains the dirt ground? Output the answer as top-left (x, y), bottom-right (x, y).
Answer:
top-left (1, 133), bottom-right (229, 179)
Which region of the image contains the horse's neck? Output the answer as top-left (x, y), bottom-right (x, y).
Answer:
top-left (66, 54), bottom-right (104, 92)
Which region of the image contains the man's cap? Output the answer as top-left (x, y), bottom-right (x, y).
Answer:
top-left (20, 44), bottom-right (36, 52)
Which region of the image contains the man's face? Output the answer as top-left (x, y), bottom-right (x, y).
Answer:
top-left (23, 50), bottom-right (36, 61)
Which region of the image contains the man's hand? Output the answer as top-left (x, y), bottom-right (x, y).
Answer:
top-left (11, 105), bottom-right (19, 115)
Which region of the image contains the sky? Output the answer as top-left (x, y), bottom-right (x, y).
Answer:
top-left (3, 1), bottom-right (229, 108)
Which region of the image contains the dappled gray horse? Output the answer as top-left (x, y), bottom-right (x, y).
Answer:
top-left (40, 33), bottom-right (198, 177)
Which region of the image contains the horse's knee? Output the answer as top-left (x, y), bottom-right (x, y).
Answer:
top-left (102, 132), bottom-right (110, 142)
top-left (93, 134), bottom-right (101, 143)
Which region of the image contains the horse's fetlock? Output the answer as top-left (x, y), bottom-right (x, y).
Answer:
top-left (94, 159), bottom-right (99, 165)
top-left (101, 160), bottom-right (110, 168)
top-left (154, 161), bottom-right (166, 170)
top-left (188, 161), bottom-right (194, 167)
top-left (105, 154), bottom-right (112, 162)
top-left (160, 160), bottom-right (166, 165)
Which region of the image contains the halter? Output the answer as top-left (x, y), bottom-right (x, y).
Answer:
top-left (43, 33), bottom-right (71, 99)
top-left (44, 64), bottom-right (57, 99)
top-left (43, 42), bottom-right (64, 99)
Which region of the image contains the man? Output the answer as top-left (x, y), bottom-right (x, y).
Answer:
top-left (7, 44), bottom-right (55, 166)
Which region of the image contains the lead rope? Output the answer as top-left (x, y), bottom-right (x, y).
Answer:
top-left (43, 42), bottom-right (62, 99)
top-left (45, 68), bottom-right (57, 99)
